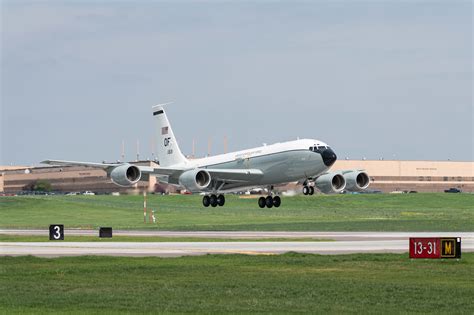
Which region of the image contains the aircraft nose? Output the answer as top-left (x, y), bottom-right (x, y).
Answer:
top-left (321, 148), bottom-right (337, 167)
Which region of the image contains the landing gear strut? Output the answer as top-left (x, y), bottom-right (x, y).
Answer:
top-left (203, 194), bottom-right (225, 207)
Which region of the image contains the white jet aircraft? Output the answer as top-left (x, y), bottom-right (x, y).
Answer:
top-left (42, 105), bottom-right (370, 208)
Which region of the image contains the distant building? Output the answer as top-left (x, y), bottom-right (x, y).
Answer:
top-left (1, 160), bottom-right (473, 194)
top-left (0, 161), bottom-right (166, 194)
top-left (331, 160), bottom-right (473, 192)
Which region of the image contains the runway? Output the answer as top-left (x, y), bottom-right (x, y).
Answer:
top-left (1, 230), bottom-right (473, 257)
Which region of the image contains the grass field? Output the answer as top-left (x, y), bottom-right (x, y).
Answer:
top-left (1, 193), bottom-right (473, 231)
top-left (1, 253), bottom-right (473, 314)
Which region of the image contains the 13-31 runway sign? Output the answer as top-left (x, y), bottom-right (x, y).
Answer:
top-left (409, 237), bottom-right (461, 259)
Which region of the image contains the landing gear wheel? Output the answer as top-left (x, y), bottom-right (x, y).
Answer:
top-left (202, 195), bottom-right (210, 207)
top-left (217, 194), bottom-right (225, 207)
top-left (303, 186), bottom-right (309, 195)
top-left (210, 194), bottom-right (218, 207)
top-left (273, 195), bottom-right (281, 208)
top-left (265, 196), bottom-right (273, 208)
top-left (258, 196), bottom-right (266, 208)
top-left (309, 186), bottom-right (314, 195)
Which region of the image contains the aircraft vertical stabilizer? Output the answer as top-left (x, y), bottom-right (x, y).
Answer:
top-left (152, 105), bottom-right (188, 167)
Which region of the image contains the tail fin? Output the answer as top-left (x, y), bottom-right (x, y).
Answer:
top-left (152, 104), bottom-right (188, 167)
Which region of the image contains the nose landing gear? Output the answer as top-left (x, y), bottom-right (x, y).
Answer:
top-left (302, 180), bottom-right (315, 195)
top-left (303, 185), bottom-right (314, 195)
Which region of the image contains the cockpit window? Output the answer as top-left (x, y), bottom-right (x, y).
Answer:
top-left (310, 145), bottom-right (332, 153)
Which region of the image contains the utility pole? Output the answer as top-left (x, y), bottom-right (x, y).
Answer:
top-left (151, 138), bottom-right (155, 161)
top-left (121, 140), bottom-right (125, 162)
top-left (136, 139), bottom-right (140, 162)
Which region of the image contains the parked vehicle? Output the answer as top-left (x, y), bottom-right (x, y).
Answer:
top-left (360, 190), bottom-right (382, 194)
top-left (444, 188), bottom-right (462, 193)
top-left (82, 191), bottom-right (96, 196)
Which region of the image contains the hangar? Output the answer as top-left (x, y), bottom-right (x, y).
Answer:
top-left (0, 160), bottom-right (473, 194)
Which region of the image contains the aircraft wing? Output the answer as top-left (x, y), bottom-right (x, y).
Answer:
top-left (41, 160), bottom-right (188, 179)
top-left (41, 160), bottom-right (263, 189)
top-left (139, 166), bottom-right (262, 180)
top-left (148, 167), bottom-right (263, 183)
top-left (41, 160), bottom-right (119, 170)
top-left (41, 160), bottom-right (181, 174)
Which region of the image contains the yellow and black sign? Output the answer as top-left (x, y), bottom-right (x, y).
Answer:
top-left (440, 238), bottom-right (461, 258)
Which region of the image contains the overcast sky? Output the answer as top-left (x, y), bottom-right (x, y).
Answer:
top-left (1, 1), bottom-right (472, 165)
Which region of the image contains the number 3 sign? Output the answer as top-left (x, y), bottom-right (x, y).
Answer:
top-left (49, 224), bottom-right (64, 240)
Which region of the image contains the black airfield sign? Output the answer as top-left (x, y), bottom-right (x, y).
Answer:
top-left (99, 227), bottom-right (113, 238)
top-left (440, 238), bottom-right (461, 258)
top-left (49, 224), bottom-right (64, 240)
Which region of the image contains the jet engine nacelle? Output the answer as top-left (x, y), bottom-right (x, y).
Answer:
top-left (110, 164), bottom-right (141, 186)
top-left (343, 170), bottom-right (370, 192)
top-left (178, 169), bottom-right (211, 192)
top-left (315, 172), bottom-right (346, 194)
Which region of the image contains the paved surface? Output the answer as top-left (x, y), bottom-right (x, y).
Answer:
top-left (1, 230), bottom-right (472, 257)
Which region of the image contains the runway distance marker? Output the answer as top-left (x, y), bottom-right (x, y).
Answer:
top-left (49, 224), bottom-right (64, 240)
top-left (409, 237), bottom-right (461, 259)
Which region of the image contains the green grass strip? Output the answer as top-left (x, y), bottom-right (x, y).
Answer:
top-left (1, 193), bottom-right (473, 231)
top-left (1, 253), bottom-right (473, 314)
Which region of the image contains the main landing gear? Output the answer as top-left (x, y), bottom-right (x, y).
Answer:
top-left (302, 185), bottom-right (314, 195)
top-left (258, 195), bottom-right (281, 208)
top-left (202, 191), bottom-right (281, 208)
top-left (202, 194), bottom-right (225, 207)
